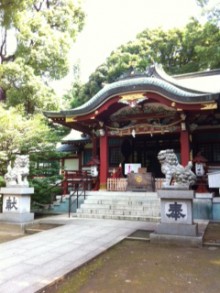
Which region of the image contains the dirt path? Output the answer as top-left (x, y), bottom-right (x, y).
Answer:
top-left (41, 239), bottom-right (220, 293)
top-left (0, 223), bottom-right (61, 244)
top-left (0, 233), bottom-right (25, 243)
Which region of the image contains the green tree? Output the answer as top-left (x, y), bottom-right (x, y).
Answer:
top-left (67, 27), bottom-right (186, 106)
top-left (196, 0), bottom-right (220, 24)
top-left (67, 18), bottom-right (220, 107)
top-left (0, 104), bottom-right (67, 203)
top-left (0, 105), bottom-right (63, 171)
top-left (0, 0), bottom-right (85, 114)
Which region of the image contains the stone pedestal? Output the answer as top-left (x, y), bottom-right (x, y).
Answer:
top-left (150, 189), bottom-right (202, 246)
top-left (0, 187), bottom-right (34, 224)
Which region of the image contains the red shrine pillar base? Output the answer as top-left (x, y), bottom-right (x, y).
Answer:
top-left (180, 130), bottom-right (190, 166)
top-left (99, 134), bottom-right (108, 190)
top-left (99, 183), bottom-right (107, 190)
top-left (92, 179), bottom-right (100, 191)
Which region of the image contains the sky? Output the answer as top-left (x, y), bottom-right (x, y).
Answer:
top-left (53, 0), bottom-right (203, 94)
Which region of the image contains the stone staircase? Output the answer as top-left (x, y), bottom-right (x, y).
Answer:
top-left (32, 194), bottom-right (85, 215)
top-left (76, 191), bottom-right (161, 222)
top-left (50, 194), bottom-right (85, 214)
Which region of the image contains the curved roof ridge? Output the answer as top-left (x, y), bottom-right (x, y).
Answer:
top-left (153, 64), bottom-right (211, 94)
top-left (61, 76), bottom-right (215, 116)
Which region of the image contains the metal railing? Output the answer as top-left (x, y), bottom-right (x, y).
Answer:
top-left (68, 177), bottom-right (87, 217)
top-left (0, 195), bottom-right (2, 213)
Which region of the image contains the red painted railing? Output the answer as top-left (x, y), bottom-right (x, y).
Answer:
top-left (62, 170), bottom-right (93, 195)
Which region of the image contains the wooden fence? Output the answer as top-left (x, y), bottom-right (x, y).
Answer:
top-left (107, 177), bottom-right (165, 191)
top-left (154, 178), bottom-right (165, 190)
top-left (107, 178), bottom-right (128, 191)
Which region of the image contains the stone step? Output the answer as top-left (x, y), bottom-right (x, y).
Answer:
top-left (76, 213), bottom-right (160, 222)
top-left (84, 198), bottom-right (159, 204)
top-left (77, 208), bottom-right (160, 217)
top-left (80, 203), bottom-right (160, 210)
top-left (87, 194), bottom-right (156, 197)
top-left (78, 202), bottom-right (160, 210)
top-left (84, 195), bottom-right (159, 201)
top-left (76, 191), bottom-right (161, 222)
top-left (85, 191), bottom-right (158, 199)
top-left (82, 197), bottom-right (159, 204)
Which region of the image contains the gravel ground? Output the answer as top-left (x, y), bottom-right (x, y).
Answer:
top-left (41, 238), bottom-right (220, 293)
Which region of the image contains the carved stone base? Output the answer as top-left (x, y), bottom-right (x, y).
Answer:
top-left (0, 212), bottom-right (34, 223)
top-left (0, 187), bottom-right (34, 224)
top-left (155, 222), bottom-right (198, 236)
top-left (150, 232), bottom-right (203, 247)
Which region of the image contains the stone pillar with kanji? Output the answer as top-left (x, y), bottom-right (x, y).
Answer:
top-left (0, 155), bottom-right (34, 224)
top-left (156, 189), bottom-right (197, 235)
top-left (150, 188), bottom-right (203, 246)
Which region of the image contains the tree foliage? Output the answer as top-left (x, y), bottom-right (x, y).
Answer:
top-left (0, 104), bottom-right (67, 204)
top-left (0, 0), bottom-right (85, 114)
top-left (0, 104), bottom-right (64, 172)
top-left (196, 0), bottom-right (220, 25)
top-left (67, 17), bottom-right (220, 107)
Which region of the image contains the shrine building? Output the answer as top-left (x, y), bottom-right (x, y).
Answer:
top-left (44, 64), bottom-right (220, 190)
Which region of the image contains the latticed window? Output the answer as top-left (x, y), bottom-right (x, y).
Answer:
top-left (109, 138), bottom-right (123, 166)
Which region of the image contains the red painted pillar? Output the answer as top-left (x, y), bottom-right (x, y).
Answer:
top-left (99, 134), bottom-right (108, 190)
top-left (180, 130), bottom-right (190, 166)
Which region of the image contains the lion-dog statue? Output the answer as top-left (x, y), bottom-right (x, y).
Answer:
top-left (4, 155), bottom-right (30, 187)
top-left (157, 149), bottom-right (196, 188)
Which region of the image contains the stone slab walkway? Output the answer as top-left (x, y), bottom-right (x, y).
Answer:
top-left (0, 216), bottom-right (156, 293)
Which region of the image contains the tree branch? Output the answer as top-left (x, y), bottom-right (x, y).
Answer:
top-left (0, 29), bottom-right (7, 63)
top-left (33, 0), bottom-right (45, 11)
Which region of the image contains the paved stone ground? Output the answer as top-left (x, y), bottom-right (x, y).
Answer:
top-left (0, 216), bottom-right (156, 293)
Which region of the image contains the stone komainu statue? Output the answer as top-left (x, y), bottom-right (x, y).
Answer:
top-left (4, 155), bottom-right (30, 187)
top-left (157, 149), bottom-right (196, 188)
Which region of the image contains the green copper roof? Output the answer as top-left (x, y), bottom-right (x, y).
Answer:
top-left (61, 77), bottom-right (217, 116)
top-left (44, 67), bottom-right (219, 118)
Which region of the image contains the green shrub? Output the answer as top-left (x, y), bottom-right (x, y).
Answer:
top-left (0, 176), bottom-right (6, 187)
top-left (30, 175), bottom-right (63, 205)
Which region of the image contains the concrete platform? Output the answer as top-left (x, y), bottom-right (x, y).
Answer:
top-left (0, 216), bottom-right (156, 293)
